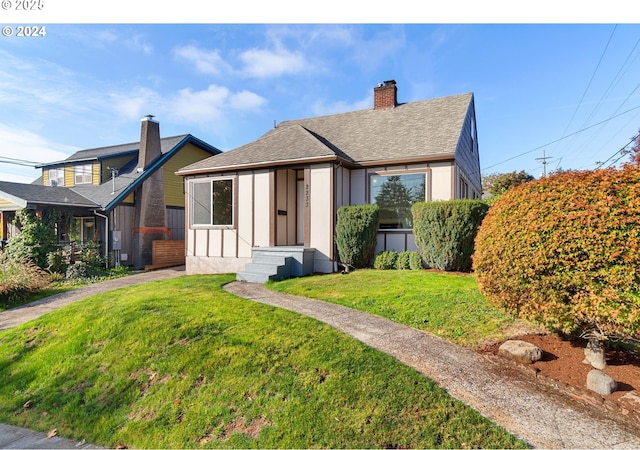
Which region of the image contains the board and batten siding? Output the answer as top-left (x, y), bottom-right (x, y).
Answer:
top-left (185, 170), bottom-right (264, 274)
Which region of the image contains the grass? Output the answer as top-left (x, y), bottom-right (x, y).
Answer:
top-left (0, 274), bottom-right (527, 449)
top-left (268, 269), bottom-right (538, 348)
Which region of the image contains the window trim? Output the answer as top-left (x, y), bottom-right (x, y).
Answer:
top-left (48, 168), bottom-right (64, 186)
top-left (74, 164), bottom-right (93, 185)
top-left (190, 176), bottom-right (236, 229)
top-left (368, 170), bottom-right (427, 232)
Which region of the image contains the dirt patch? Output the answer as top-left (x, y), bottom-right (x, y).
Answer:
top-left (220, 416), bottom-right (271, 441)
top-left (480, 334), bottom-right (640, 427)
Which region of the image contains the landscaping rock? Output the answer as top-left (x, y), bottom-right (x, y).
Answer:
top-left (498, 340), bottom-right (543, 364)
top-left (583, 339), bottom-right (607, 369)
top-left (586, 369), bottom-right (617, 395)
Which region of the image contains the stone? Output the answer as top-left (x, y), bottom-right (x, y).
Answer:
top-left (582, 339), bottom-right (607, 369)
top-left (586, 369), bottom-right (617, 395)
top-left (498, 340), bottom-right (543, 364)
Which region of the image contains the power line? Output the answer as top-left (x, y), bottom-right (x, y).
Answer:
top-left (0, 156), bottom-right (42, 167)
top-left (595, 132), bottom-right (640, 169)
top-left (552, 25), bottom-right (617, 157)
top-left (483, 103), bottom-right (640, 171)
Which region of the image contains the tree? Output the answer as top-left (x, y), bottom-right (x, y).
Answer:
top-left (482, 170), bottom-right (535, 197)
top-left (623, 130), bottom-right (640, 167)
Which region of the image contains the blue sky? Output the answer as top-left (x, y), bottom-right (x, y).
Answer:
top-left (0, 6), bottom-right (639, 183)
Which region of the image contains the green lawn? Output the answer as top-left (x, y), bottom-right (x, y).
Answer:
top-left (268, 269), bottom-right (538, 348)
top-left (0, 274), bottom-right (527, 449)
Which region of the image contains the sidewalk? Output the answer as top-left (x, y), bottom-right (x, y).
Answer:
top-left (2, 270), bottom-right (640, 448)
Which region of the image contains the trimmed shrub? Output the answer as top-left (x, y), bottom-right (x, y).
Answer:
top-left (408, 251), bottom-right (424, 270)
top-left (395, 251), bottom-right (412, 270)
top-left (412, 200), bottom-right (489, 272)
top-left (473, 167), bottom-right (640, 341)
top-left (374, 251), bottom-right (397, 270)
top-left (395, 251), bottom-right (422, 270)
top-left (335, 204), bottom-right (379, 268)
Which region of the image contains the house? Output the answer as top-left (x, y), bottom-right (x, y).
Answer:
top-left (0, 116), bottom-right (221, 268)
top-left (177, 80), bottom-right (481, 281)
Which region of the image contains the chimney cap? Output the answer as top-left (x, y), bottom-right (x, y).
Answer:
top-left (141, 114), bottom-right (158, 123)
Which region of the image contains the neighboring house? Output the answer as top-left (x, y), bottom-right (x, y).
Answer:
top-left (0, 116), bottom-right (221, 268)
top-left (177, 80), bottom-right (481, 281)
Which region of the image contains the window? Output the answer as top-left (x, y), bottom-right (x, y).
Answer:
top-left (370, 173), bottom-right (426, 230)
top-left (74, 164), bottom-right (93, 185)
top-left (191, 178), bottom-right (234, 226)
top-left (459, 178), bottom-right (469, 199)
top-left (48, 168), bottom-right (64, 186)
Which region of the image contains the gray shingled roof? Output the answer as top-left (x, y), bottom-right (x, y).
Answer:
top-left (0, 181), bottom-right (98, 209)
top-left (42, 135), bottom-right (190, 166)
top-left (179, 92), bottom-right (472, 174)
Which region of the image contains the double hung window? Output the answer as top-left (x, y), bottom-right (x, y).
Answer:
top-left (191, 178), bottom-right (234, 227)
top-left (48, 168), bottom-right (64, 186)
top-left (74, 164), bottom-right (92, 185)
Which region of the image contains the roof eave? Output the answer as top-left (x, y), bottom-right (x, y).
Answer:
top-left (177, 154), bottom-right (347, 176)
top-left (355, 153), bottom-right (456, 167)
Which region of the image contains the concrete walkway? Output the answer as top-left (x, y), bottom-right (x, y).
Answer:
top-left (2, 270), bottom-right (640, 448)
top-left (223, 281), bottom-right (640, 449)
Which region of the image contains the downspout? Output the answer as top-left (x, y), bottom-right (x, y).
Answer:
top-left (94, 210), bottom-right (109, 269)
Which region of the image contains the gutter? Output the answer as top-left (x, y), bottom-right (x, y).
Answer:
top-left (93, 210), bottom-right (109, 269)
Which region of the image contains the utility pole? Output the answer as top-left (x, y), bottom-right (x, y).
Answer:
top-left (536, 150), bottom-right (552, 178)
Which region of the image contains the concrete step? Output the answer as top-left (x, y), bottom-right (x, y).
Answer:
top-left (236, 271), bottom-right (271, 283)
top-left (237, 258), bottom-right (291, 283)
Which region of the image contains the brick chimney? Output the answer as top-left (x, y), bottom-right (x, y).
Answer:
top-left (374, 80), bottom-right (397, 109)
top-left (138, 115), bottom-right (162, 170)
top-left (134, 115), bottom-right (169, 269)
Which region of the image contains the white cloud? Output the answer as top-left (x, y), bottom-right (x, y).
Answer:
top-left (165, 84), bottom-right (266, 125)
top-left (229, 90), bottom-right (266, 110)
top-left (109, 87), bottom-right (163, 121)
top-left (172, 45), bottom-right (231, 75)
top-left (126, 34), bottom-right (154, 55)
top-left (0, 124), bottom-right (78, 183)
top-left (239, 46), bottom-right (308, 78)
top-left (168, 85), bottom-right (230, 122)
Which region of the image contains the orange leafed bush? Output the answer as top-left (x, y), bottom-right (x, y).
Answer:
top-left (473, 167), bottom-right (640, 340)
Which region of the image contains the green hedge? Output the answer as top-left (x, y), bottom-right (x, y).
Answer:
top-left (374, 250), bottom-right (423, 270)
top-left (335, 204), bottom-right (379, 268)
top-left (412, 200), bottom-right (489, 272)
